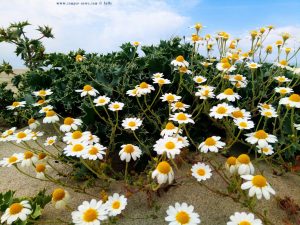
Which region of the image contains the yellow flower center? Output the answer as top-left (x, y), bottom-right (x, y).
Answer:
top-left (157, 79), bottom-right (165, 85)
top-left (37, 99), bottom-right (45, 104)
top-left (28, 118), bottom-right (35, 125)
top-left (239, 122), bottom-right (248, 128)
top-left (176, 55), bottom-right (184, 62)
top-left (204, 137), bottom-right (216, 146)
top-left (72, 131), bottom-right (82, 139)
top-left (264, 111), bottom-right (272, 117)
top-left (165, 141), bottom-right (176, 150)
top-left (76, 55), bottom-right (83, 61)
top-left (52, 188), bottom-right (65, 201)
top-left (279, 89), bottom-right (287, 94)
top-left (262, 147), bottom-right (269, 153)
top-left (83, 85), bottom-right (93, 92)
top-left (140, 82), bottom-right (149, 89)
top-left (9, 203), bottom-right (23, 215)
top-left (278, 77), bottom-right (286, 82)
top-left (64, 117), bottom-right (74, 125)
top-left (175, 211), bottom-right (190, 224)
top-left (166, 95), bottom-right (175, 101)
top-left (261, 104), bottom-right (270, 109)
top-left (252, 175), bottom-right (267, 187)
top-left (7, 130), bottom-right (14, 135)
top-left (72, 144), bottom-right (84, 152)
top-left (98, 98), bottom-right (106, 103)
top-left (8, 156), bottom-right (18, 163)
top-left (89, 147), bottom-right (99, 155)
top-left (279, 60), bottom-right (288, 66)
top-left (177, 113), bottom-right (187, 121)
top-left (128, 121), bottom-right (136, 127)
top-left (46, 110), bottom-right (56, 117)
top-left (36, 164), bottom-right (46, 172)
top-left (222, 62), bottom-right (231, 69)
top-left (175, 102), bottom-right (184, 108)
top-left (17, 132), bottom-right (27, 139)
top-left (289, 94), bottom-right (300, 102)
top-left (239, 221), bottom-right (251, 225)
top-left (223, 88), bottom-right (234, 95)
top-left (157, 161), bottom-right (171, 174)
top-left (237, 154), bottom-right (250, 164)
top-left (12, 102), bottom-right (20, 107)
top-left (165, 122), bottom-right (175, 130)
top-left (234, 75), bottom-right (243, 81)
top-left (48, 140), bottom-right (55, 145)
top-left (123, 144), bottom-right (134, 153)
top-left (113, 104), bottom-right (120, 109)
top-left (24, 151), bottom-right (33, 159)
top-left (179, 67), bottom-right (188, 73)
top-left (196, 77), bottom-right (203, 82)
top-left (203, 90), bottom-right (210, 96)
top-left (216, 106), bottom-right (227, 114)
top-left (254, 130), bottom-right (268, 139)
top-left (112, 201), bottom-right (120, 209)
top-left (226, 156), bottom-right (237, 165)
top-left (197, 168), bottom-right (206, 176)
top-left (83, 208), bottom-right (98, 222)
top-left (39, 90), bottom-right (46, 96)
top-left (38, 153), bottom-right (47, 160)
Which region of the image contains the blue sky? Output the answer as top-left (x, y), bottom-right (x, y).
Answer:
top-left (1, 0), bottom-right (300, 67)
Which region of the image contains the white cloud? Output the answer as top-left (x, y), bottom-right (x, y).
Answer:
top-left (0, 0), bottom-right (190, 67)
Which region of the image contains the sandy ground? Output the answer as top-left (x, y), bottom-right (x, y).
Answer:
top-left (0, 124), bottom-right (299, 225)
top-left (0, 69), bottom-right (27, 93)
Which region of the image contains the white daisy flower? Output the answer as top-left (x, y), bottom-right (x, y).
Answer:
top-left (241, 174), bottom-right (276, 200)
top-left (86, 132), bottom-right (100, 145)
top-left (191, 162), bottom-right (212, 182)
top-left (33, 89), bottom-right (53, 97)
top-left (152, 161), bottom-right (174, 185)
top-left (225, 156), bottom-right (238, 174)
top-left (6, 101), bottom-right (26, 110)
top-left (259, 109), bottom-right (278, 118)
top-left (233, 80), bottom-right (248, 89)
top-left (216, 62), bottom-right (236, 72)
top-left (165, 202), bottom-right (201, 225)
top-left (274, 76), bottom-right (291, 83)
top-left (193, 76), bottom-right (207, 84)
top-left (201, 61), bottom-right (212, 67)
top-left (152, 72), bottom-right (164, 78)
top-left (177, 66), bottom-right (192, 74)
top-left (199, 136), bottom-right (225, 153)
top-left (27, 118), bottom-right (40, 130)
top-left (72, 199), bottom-right (108, 225)
top-left (31, 131), bottom-right (44, 140)
top-left (195, 87), bottom-right (215, 100)
top-left (32, 99), bottom-right (50, 107)
top-left (60, 117), bottom-right (83, 132)
top-left (0, 127), bottom-right (16, 142)
top-left (153, 77), bottom-right (171, 86)
top-left (93, 95), bottom-right (110, 106)
top-left (175, 135), bottom-right (190, 148)
top-left (171, 101), bottom-right (190, 112)
top-left (64, 142), bottom-right (88, 158)
top-left (257, 145), bottom-right (274, 155)
top-left (171, 55), bottom-right (189, 67)
top-left (44, 136), bottom-right (57, 146)
top-left (43, 110), bottom-right (59, 124)
top-left (246, 62), bottom-right (262, 69)
top-left (234, 119), bottom-right (255, 130)
top-left (236, 154), bottom-right (255, 175)
top-left (132, 41), bottom-right (140, 47)
top-left (108, 102), bottom-right (124, 111)
top-left (227, 212), bottom-right (263, 225)
top-left (126, 88), bottom-right (142, 97)
top-left (136, 82), bottom-right (155, 95)
top-left (21, 151), bottom-right (38, 167)
top-left (274, 87), bottom-right (293, 95)
top-left (160, 122), bottom-right (182, 137)
top-left (119, 144), bottom-right (142, 162)
top-left (160, 93), bottom-right (182, 103)
top-left (209, 103), bottom-right (234, 119)
top-left (294, 123), bottom-right (300, 130)
top-left (122, 118), bottom-right (143, 131)
top-left (169, 112), bottom-right (195, 124)
top-left (52, 188), bottom-right (71, 210)
top-left (12, 129), bottom-right (32, 143)
top-left (279, 94), bottom-right (300, 108)
top-left (75, 85), bottom-right (99, 97)
top-left (216, 88), bottom-right (241, 102)
top-left (257, 103), bottom-right (275, 111)
top-left (245, 130), bottom-right (277, 147)
top-left (1, 200), bottom-right (32, 225)
top-left (39, 105), bottom-right (53, 114)
top-left (35, 163), bottom-right (50, 179)
top-left (105, 193), bottom-right (127, 216)
top-left (153, 137), bottom-right (183, 159)
top-left (0, 153), bottom-right (23, 167)
top-left (82, 143), bottom-right (106, 160)
top-left (229, 74), bottom-right (247, 84)
top-left (63, 131), bottom-right (90, 144)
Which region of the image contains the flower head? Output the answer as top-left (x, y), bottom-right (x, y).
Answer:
top-left (93, 96), bottom-right (110, 106)
top-left (171, 55), bottom-right (189, 67)
top-left (152, 161), bottom-right (174, 185)
top-left (199, 136), bottom-right (225, 153)
top-left (169, 112), bottom-right (194, 124)
top-left (108, 102), bottom-right (124, 111)
top-left (1, 200), bottom-right (32, 225)
top-left (209, 103), bottom-right (234, 119)
top-left (105, 193), bottom-right (127, 216)
top-left (216, 88), bottom-right (240, 102)
top-left (6, 101), bottom-right (26, 110)
top-left (76, 85), bottom-right (99, 97)
top-left (165, 202), bottom-right (201, 225)
top-left (82, 143), bottom-right (107, 160)
top-left (227, 212), bottom-right (263, 225)
top-left (43, 110), bottom-right (59, 124)
top-left (154, 137), bottom-right (183, 159)
top-left (52, 188), bottom-right (71, 209)
top-left (191, 162), bottom-right (212, 182)
top-left (122, 118), bottom-right (143, 131)
top-left (33, 89), bottom-right (53, 97)
top-left (245, 130), bottom-right (277, 147)
top-left (236, 154), bottom-right (255, 175)
top-left (119, 144), bottom-right (142, 162)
